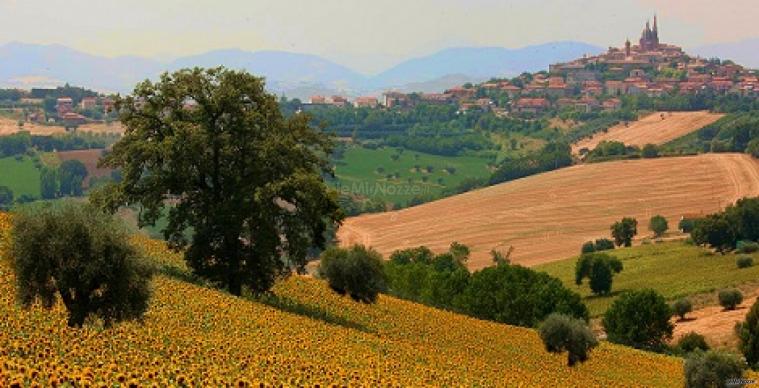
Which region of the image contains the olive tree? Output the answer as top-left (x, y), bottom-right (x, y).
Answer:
top-left (94, 67), bottom-right (343, 295)
top-left (318, 245), bottom-right (387, 303)
top-left (11, 201), bottom-right (153, 327)
top-left (538, 313), bottom-right (598, 366)
top-left (673, 298), bottom-right (693, 321)
top-left (684, 350), bottom-right (745, 388)
top-left (718, 289), bottom-right (743, 311)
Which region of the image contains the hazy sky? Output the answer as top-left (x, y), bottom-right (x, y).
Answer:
top-left (1, 0), bottom-right (758, 74)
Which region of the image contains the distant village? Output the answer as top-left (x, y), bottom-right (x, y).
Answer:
top-left (1, 86), bottom-right (117, 129)
top-left (304, 16), bottom-right (758, 117)
top-left (3, 16), bottom-right (757, 128)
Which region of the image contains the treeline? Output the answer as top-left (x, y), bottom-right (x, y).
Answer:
top-left (0, 131), bottom-right (119, 158)
top-left (489, 142), bottom-right (573, 185)
top-left (584, 140), bottom-right (661, 162)
top-left (385, 132), bottom-right (494, 156)
top-left (662, 111), bottom-right (759, 156)
top-left (564, 111), bottom-right (638, 144)
top-left (301, 100), bottom-right (549, 139)
top-left (621, 93), bottom-right (759, 113)
top-left (691, 197), bottom-right (759, 253)
top-left (321, 243), bottom-right (589, 327)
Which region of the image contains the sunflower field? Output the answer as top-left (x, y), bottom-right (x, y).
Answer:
top-left (0, 212), bottom-right (693, 386)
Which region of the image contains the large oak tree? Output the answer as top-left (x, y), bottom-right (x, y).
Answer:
top-left (96, 67), bottom-right (343, 295)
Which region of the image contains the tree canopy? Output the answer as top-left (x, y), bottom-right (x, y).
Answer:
top-left (95, 67), bottom-right (343, 295)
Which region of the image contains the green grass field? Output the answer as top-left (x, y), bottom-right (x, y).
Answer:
top-left (0, 156), bottom-right (40, 199)
top-left (333, 145), bottom-right (492, 205)
top-left (535, 241), bottom-right (759, 317)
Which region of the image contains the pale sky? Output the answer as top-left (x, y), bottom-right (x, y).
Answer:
top-left (1, 0), bottom-right (757, 74)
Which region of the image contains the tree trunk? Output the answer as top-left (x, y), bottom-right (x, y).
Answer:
top-left (60, 289), bottom-right (88, 328)
top-left (225, 234), bottom-right (242, 296)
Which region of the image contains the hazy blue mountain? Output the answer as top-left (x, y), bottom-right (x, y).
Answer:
top-left (0, 41), bottom-right (605, 96)
top-left (169, 49), bottom-right (367, 93)
top-left (692, 38), bottom-right (759, 69)
top-left (367, 41), bottom-right (603, 88)
top-left (0, 42), bottom-right (162, 92)
top-left (374, 74), bottom-right (484, 94)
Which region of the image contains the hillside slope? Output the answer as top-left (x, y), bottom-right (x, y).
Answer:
top-left (571, 111), bottom-right (724, 154)
top-left (0, 213), bottom-right (684, 386)
top-left (338, 153), bottom-right (759, 269)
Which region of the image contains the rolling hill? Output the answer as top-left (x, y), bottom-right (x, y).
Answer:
top-left (571, 111), bottom-right (725, 154)
top-left (338, 153), bottom-right (759, 269)
top-left (0, 214), bottom-right (686, 386)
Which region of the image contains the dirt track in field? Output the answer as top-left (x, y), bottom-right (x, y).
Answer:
top-left (0, 118), bottom-right (124, 136)
top-left (673, 288), bottom-right (759, 349)
top-left (572, 111), bottom-right (724, 154)
top-left (338, 154), bottom-right (759, 269)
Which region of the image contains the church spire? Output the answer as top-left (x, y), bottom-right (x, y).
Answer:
top-left (653, 14), bottom-right (658, 33)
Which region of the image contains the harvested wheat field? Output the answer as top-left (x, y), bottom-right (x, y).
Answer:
top-left (572, 111), bottom-right (724, 154)
top-left (338, 153), bottom-right (759, 269)
top-left (0, 117), bottom-right (124, 136)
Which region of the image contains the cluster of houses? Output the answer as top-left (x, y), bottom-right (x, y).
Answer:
top-left (305, 17), bottom-right (757, 117)
top-left (50, 96), bottom-right (115, 126)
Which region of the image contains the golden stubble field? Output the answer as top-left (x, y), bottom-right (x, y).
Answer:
top-left (338, 153), bottom-right (759, 269)
top-left (572, 111), bottom-right (724, 154)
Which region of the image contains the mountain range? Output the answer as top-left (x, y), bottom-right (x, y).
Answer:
top-left (0, 41), bottom-right (601, 98)
top-left (0, 39), bottom-right (757, 99)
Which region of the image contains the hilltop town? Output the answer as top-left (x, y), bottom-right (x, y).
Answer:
top-left (306, 17), bottom-right (757, 117)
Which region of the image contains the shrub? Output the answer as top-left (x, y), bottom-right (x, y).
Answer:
top-left (718, 289), bottom-right (743, 310)
top-left (457, 264), bottom-right (588, 327)
top-left (594, 238), bottom-right (615, 251)
top-left (538, 313), bottom-right (598, 366)
top-left (673, 298), bottom-right (693, 321)
top-left (641, 143), bottom-right (659, 158)
top-left (389, 246), bottom-right (436, 265)
top-left (737, 256), bottom-right (754, 269)
top-left (679, 218), bottom-right (697, 233)
top-left (684, 350), bottom-right (745, 388)
top-left (737, 297), bottom-right (759, 368)
top-left (737, 240), bottom-right (759, 253)
top-left (11, 201), bottom-right (153, 327)
top-left (677, 332), bottom-right (710, 354)
top-left (0, 185), bottom-right (13, 210)
top-left (648, 215), bottom-right (668, 238)
top-left (318, 245), bottom-right (387, 303)
top-left (602, 289), bottom-right (673, 351)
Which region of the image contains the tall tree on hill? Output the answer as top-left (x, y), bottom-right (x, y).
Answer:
top-left (95, 67), bottom-right (343, 295)
top-left (0, 186), bottom-right (13, 210)
top-left (40, 167), bottom-right (58, 200)
top-left (611, 217), bottom-right (638, 247)
top-left (59, 159), bottom-right (88, 196)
